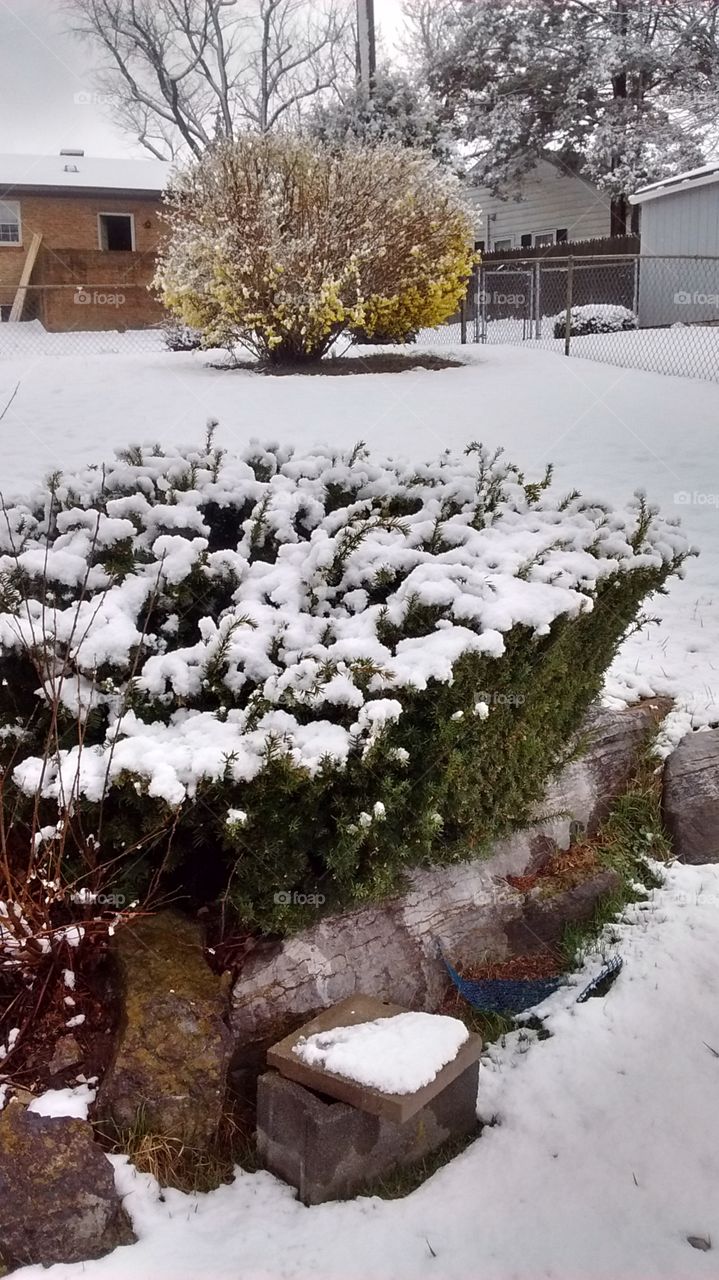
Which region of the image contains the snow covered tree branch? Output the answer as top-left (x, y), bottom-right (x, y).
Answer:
top-left (307, 66), bottom-right (454, 162)
top-left (419, 0), bottom-right (719, 234)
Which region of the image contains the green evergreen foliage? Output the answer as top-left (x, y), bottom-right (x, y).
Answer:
top-left (0, 436), bottom-right (690, 934)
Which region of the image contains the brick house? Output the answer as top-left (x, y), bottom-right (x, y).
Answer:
top-left (0, 151), bottom-right (170, 331)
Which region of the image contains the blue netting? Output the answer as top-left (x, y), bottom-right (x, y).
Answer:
top-left (441, 949), bottom-right (623, 1014)
top-left (441, 951), bottom-right (563, 1014)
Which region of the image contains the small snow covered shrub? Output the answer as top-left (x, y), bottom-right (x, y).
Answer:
top-left (163, 318), bottom-right (203, 352)
top-left (0, 435), bottom-right (689, 932)
top-left (552, 304), bottom-right (637, 339)
top-left (156, 135), bottom-right (475, 363)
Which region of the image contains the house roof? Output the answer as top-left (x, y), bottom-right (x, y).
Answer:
top-left (630, 162), bottom-right (719, 205)
top-left (0, 153), bottom-right (172, 197)
top-left (465, 153), bottom-right (597, 195)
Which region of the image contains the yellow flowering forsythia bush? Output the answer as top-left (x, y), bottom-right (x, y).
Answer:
top-left (156, 135), bottom-right (475, 363)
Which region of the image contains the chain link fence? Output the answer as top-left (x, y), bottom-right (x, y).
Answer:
top-left (3, 259), bottom-right (719, 382)
top-left (0, 284), bottom-right (166, 358)
top-left (421, 255), bottom-right (719, 384)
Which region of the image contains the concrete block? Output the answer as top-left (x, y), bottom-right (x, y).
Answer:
top-left (257, 1063), bottom-right (479, 1205)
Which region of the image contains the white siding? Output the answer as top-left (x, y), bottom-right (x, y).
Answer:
top-left (465, 160), bottom-right (611, 249)
top-left (638, 184), bottom-right (719, 326)
top-left (640, 184), bottom-right (719, 256)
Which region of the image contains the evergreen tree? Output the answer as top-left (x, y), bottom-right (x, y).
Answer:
top-left (308, 67), bottom-right (452, 162)
top-left (417, 0), bottom-right (719, 233)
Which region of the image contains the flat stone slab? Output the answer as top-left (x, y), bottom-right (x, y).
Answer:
top-left (267, 994), bottom-right (481, 1124)
top-left (663, 728), bottom-right (719, 863)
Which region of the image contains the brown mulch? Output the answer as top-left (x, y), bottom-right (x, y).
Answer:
top-left (208, 352), bottom-right (466, 376)
top-left (463, 948), bottom-right (563, 983)
top-left (437, 946), bottom-right (564, 1019)
top-left (507, 840), bottom-right (600, 895)
top-left (437, 841), bottom-right (605, 1014)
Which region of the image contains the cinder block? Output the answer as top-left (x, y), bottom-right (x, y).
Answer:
top-left (257, 1063), bottom-right (479, 1205)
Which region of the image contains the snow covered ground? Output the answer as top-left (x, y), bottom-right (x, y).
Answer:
top-left (16, 863), bottom-right (719, 1280)
top-left (0, 339), bottom-right (717, 750)
top-left (422, 320), bottom-right (719, 384)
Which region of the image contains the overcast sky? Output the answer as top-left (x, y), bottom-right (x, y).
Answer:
top-left (0, 0), bottom-right (406, 158)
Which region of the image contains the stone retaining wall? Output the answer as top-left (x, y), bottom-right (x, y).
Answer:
top-left (231, 700), bottom-right (666, 1042)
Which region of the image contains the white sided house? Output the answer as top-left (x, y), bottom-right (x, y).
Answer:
top-left (466, 157), bottom-right (611, 252)
top-left (630, 164), bottom-right (719, 327)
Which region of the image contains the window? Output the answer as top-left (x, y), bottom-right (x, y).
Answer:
top-left (533, 231), bottom-right (554, 247)
top-left (493, 237), bottom-right (513, 251)
top-left (475, 239), bottom-right (485, 252)
top-left (0, 201), bottom-right (20, 245)
top-left (555, 228), bottom-right (568, 244)
top-left (520, 233), bottom-right (532, 249)
top-left (98, 213), bottom-right (134, 251)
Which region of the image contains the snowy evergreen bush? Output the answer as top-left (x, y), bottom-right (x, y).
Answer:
top-left (0, 434), bottom-right (689, 932)
top-left (308, 69), bottom-right (453, 162)
top-left (163, 318), bottom-right (203, 352)
top-left (552, 305), bottom-right (638, 339)
top-left (155, 135), bottom-right (475, 363)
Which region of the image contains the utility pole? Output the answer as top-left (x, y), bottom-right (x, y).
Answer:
top-left (356, 0), bottom-right (376, 96)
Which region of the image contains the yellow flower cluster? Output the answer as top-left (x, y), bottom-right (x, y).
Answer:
top-left (156, 136), bottom-right (478, 363)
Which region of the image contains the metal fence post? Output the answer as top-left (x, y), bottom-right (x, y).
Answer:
top-left (534, 260), bottom-right (541, 339)
top-left (460, 292), bottom-right (467, 345)
top-left (564, 257), bottom-right (574, 356)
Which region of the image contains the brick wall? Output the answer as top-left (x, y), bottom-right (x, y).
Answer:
top-left (0, 191), bottom-right (164, 330)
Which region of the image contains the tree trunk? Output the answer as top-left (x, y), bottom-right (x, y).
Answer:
top-left (610, 195), bottom-right (630, 237)
top-left (609, 0), bottom-right (629, 239)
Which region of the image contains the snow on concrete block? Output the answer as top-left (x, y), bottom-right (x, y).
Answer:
top-left (258, 997), bottom-right (481, 1204)
top-left (663, 729), bottom-right (719, 863)
top-left (267, 995), bottom-right (481, 1124)
top-left (292, 1010), bottom-right (469, 1097)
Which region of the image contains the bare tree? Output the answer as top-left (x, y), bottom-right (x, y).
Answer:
top-left (65, 0), bottom-right (355, 159)
top-left (398, 0), bottom-right (456, 70)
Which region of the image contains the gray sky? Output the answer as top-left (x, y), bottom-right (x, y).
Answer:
top-left (0, 0), bottom-right (406, 158)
